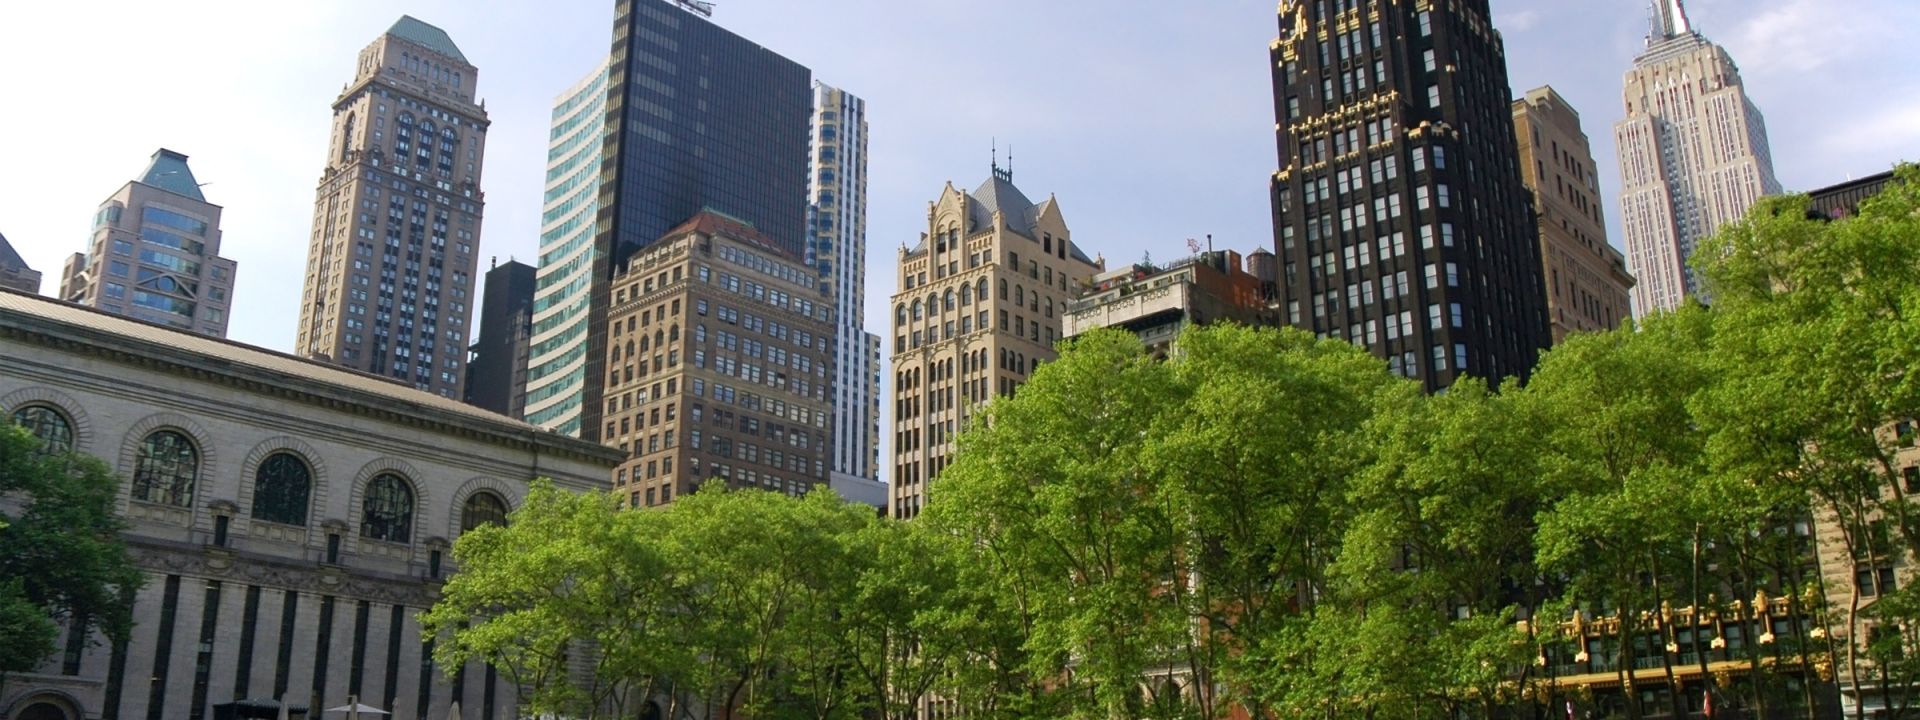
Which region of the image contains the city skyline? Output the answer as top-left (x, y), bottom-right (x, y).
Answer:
top-left (4, 1), bottom-right (1911, 360)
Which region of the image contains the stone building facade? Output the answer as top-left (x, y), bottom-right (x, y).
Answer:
top-left (294, 16), bottom-right (491, 399)
top-left (887, 169), bottom-right (1103, 520)
top-left (1064, 249), bottom-right (1278, 356)
top-left (0, 289), bottom-right (621, 720)
top-left (1512, 86), bottom-right (1633, 342)
top-left (602, 212), bottom-right (836, 508)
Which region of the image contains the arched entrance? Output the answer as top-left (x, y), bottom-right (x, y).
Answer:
top-left (9, 694), bottom-right (79, 720)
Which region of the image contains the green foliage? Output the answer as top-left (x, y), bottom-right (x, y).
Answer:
top-left (0, 423), bottom-right (144, 677)
top-left (426, 166), bottom-right (1920, 720)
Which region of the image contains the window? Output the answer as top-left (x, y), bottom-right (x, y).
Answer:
top-left (133, 430), bottom-right (198, 506)
top-left (461, 492), bottom-right (509, 533)
top-left (10, 405), bottom-right (73, 454)
top-left (251, 452), bottom-right (312, 526)
top-left (361, 473), bottom-right (415, 543)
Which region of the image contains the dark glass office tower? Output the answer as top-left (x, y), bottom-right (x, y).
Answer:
top-left (582, 0), bottom-right (813, 441)
top-left (466, 258), bottom-right (536, 416)
top-left (1268, 0), bottom-right (1547, 391)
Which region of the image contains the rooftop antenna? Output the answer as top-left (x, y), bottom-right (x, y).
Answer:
top-left (1007, 144), bottom-right (1014, 181)
top-left (675, 0), bottom-right (716, 17)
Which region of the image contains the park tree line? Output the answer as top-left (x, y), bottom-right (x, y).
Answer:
top-left (425, 167), bottom-right (1920, 720)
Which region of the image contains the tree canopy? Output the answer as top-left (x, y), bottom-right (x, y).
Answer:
top-left (427, 166), bottom-right (1920, 720)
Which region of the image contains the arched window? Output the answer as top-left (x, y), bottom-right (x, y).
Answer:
top-left (419, 120), bottom-right (436, 136)
top-left (398, 112), bottom-right (414, 127)
top-left (133, 430), bottom-right (198, 506)
top-left (976, 279), bottom-right (989, 303)
top-left (10, 405), bottom-right (73, 454)
top-left (894, 305), bottom-right (906, 326)
top-left (362, 473), bottom-right (415, 543)
top-left (911, 300), bottom-right (923, 321)
top-left (461, 492), bottom-right (510, 534)
top-left (999, 279), bottom-right (1008, 300)
top-left (669, 325), bottom-right (680, 342)
top-left (959, 286), bottom-right (970, 306)
top-left (251, 453), bottom-right (312, 526)
top-left (1015, 285), bottom-right (1025, 305)
top-left (696, 324), bottom-right (707, 343)
top-left (1045, 297), bottom-right (1054, 318)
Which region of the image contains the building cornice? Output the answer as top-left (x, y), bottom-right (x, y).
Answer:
top-left (0, 307), bottom-right (624, 470)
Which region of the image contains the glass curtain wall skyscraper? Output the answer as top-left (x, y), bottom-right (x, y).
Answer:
top-left (582, 0), bottom-right (812, 442)
top-left (809, 82), bottom-right (879, 483)
top-left (1615, 0), bottom-right (1779, 316)
top-left (524, 61), bottom-right (608, 435)
top-left (1268, 0), bottom-right (1549, 390)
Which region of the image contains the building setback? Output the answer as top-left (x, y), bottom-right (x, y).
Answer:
top-left (1268, 0), bottom-right (1549, 390)
top-left (1615, 0), bottom-right (1779, 316)
top-left (584, 0), bottom-right (813, 444)
top-left (888, 169), bottom-right (1103, 520)
top-left (604, 212), bottom-right (835, 508)
top-left (0, 288), bottom-right (620, 720)
top-left (464, 259), bottom-right (536, 417)
top-left (523, 61), bottom-right (610, 437)
top-left (58, 149), bottom-right (238, 337)
top-left (1063, 248), bottom-right (1279, 356)
top-left (808, 82), bottom-right (881, 487)
top-left (1512, 86), bottom-right (1633, 342)
top-left (0, 232), bottom-right (41, 294)
top-left (294, 16), bottom-right (491, 399)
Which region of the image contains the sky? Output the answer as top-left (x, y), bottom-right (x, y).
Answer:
top-left (2, 0), bottom-right (1917, 460)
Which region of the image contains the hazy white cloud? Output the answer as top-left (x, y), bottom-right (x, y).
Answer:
top-left (1728, 0), bottom-right (1880, 73)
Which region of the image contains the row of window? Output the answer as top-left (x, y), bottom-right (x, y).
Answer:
top-left (9, 404), bottom-right (509, 544)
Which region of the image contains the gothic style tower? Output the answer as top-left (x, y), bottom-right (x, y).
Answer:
top-left (295, 17), bottom-right (490, 398)
top-left (887, 168), bottom-right (1103, 519)
top-left (1615, 0), bottom-right (1779, 316)
top-left (1268, 0), bottom-right (1549, 389)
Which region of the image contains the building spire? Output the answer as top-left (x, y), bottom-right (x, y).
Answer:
top-left (1650, 0), bottom-right (1694, 42)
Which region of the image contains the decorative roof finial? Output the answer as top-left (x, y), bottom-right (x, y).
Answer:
top-left (1650, 0), bottom-right (1694, 43)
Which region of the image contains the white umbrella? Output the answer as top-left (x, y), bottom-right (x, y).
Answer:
top-left (326, 695), bottom-right (391, 720)
top-left (445, 700), bottom-right (462, 720)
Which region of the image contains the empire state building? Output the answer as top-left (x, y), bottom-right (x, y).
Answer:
top-left (1614, 0), bottom-right (1780, 316)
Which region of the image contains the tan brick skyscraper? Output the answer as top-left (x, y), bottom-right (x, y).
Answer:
top-left (296, 16), bottom-right (489, 399)
top-left (1512, 87), bottom-right (1634, 343)
top-left (887, 168), bottom-right (1103, 520)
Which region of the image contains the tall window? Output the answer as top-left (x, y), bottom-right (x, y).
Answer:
top-left (362, 473), bottom-right (414, 543)
top-left (134, 430), bottom-right (198, 506)
top-left (252, 453), bottom-right (312, 526)
top-left (461, 492), bottom-right (509, 534)
top-left (11, 405), bottom-right (74, 454)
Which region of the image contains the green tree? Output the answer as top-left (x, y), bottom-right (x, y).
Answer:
top-left (1152, 324), bottom-right (1402, 719)
top-left (1526, 308), bottom-right (1718, 720)
top-left (0, 423), bottom-right (144, 678)
top-left (1692, 165), bottom-right (1920, 718)
top-left (1329, 380), bottom-right (1545, 719)
top-left (926, 328), bottom-right (1185, 720)
top-left (423, 480), bottom-right (679, 719)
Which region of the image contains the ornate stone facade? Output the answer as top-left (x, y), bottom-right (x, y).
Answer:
top-left (0, 289), bottom-right (621, 720)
